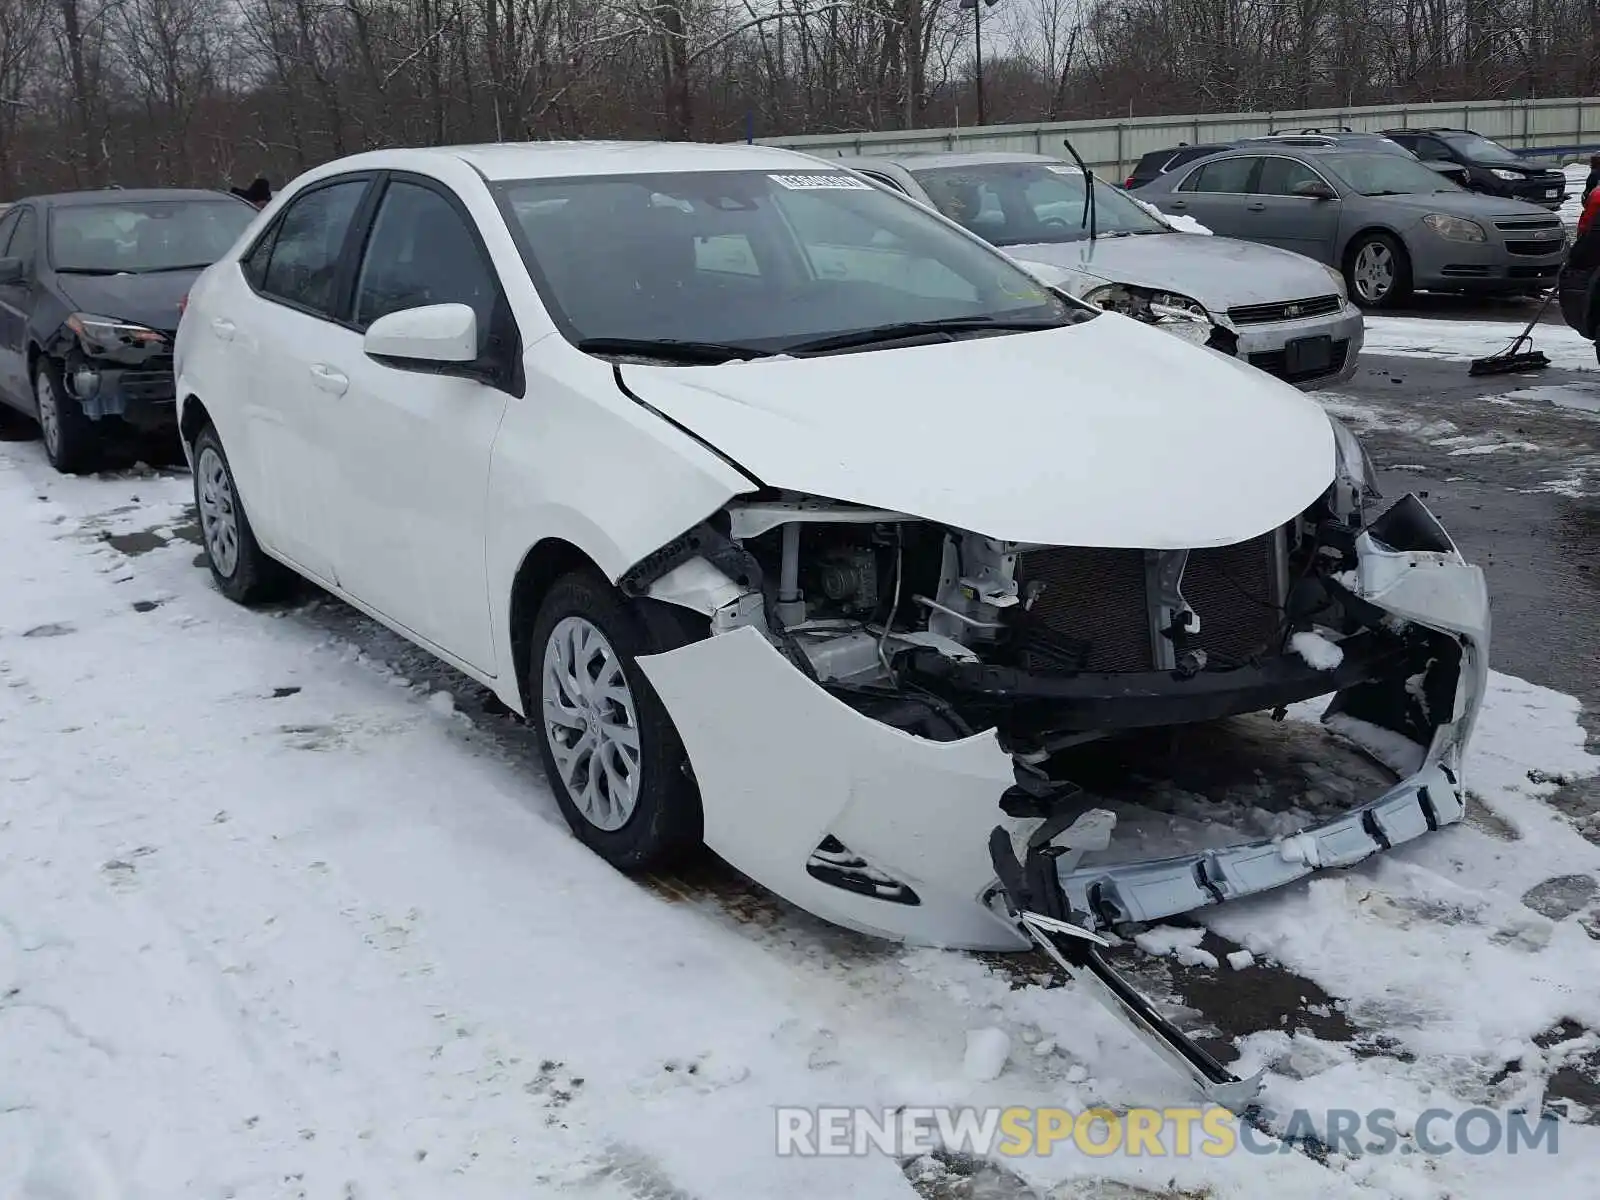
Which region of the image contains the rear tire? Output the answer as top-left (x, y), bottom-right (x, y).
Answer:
top-left (528, 570), bottom-right (704, 872)
top-left (191, 422), bottom-right (295, 604)
top-left (1345, 233), bottom-right (1413, 309)
top-left (35, 359), bottom-right (100, 474)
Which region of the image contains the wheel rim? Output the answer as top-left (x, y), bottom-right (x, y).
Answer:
top-left (540, 615), bottom-right (642, 832)
top-left (35, 372), bottom-right (60, 458)
top-left (1353, 242), bottom-right (1394, 302)
top-left (196, 445), bottom-right (241, 579)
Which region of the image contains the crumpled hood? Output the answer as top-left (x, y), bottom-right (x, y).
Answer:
top-left (1005, 233), bottom-right (1340, 311)
top-left (53, 268), bottom-right (199, 335)
top-left (620, 314), bottom-right (1336, 550)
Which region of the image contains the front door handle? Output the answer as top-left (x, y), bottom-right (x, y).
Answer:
top-left (210, 318), bottom-right (235, 340)
top-left (309, 364), bottom-right (348, 396)
top-left (1169, 200), bottom-right (1188, 210)
top-left (1246, 202), bottom-right (1266, 212)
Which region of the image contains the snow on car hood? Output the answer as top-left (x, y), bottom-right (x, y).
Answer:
top-left (1007, 233), bottom-right (1340, 311)
top-left (620, 314), bottom-right (1336, 550)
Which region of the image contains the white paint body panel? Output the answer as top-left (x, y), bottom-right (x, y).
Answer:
top-left (637, 626), bottom-right (1030, 950)
top-left (622, 315), bottom-right (1337, 549)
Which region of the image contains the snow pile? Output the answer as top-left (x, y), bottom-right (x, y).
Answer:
top-left (1363, 316), bottom-right (1597, 371)
top-left (1132, 195), bottom-right (1213, 235)
top-left (961, 1028), bottom-right (1012, 1081)
top-left (1290, 630), bottom-right (1344, 671)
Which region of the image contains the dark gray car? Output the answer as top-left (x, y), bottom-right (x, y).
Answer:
top-left (1133, 144), bottom-right (1569, 308)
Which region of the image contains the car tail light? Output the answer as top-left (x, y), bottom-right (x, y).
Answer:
top-left (178, 291), bottom-right (189, 318)
top-left (1124, 176), bottom-right (1136, 189)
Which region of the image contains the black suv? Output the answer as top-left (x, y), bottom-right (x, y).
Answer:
top-left (0, 188), bottom-right (256, 473)
top-left (1122, 144), bottom-right (1235, 190)
top-left (1381, 128), bottom-right (1567, 209)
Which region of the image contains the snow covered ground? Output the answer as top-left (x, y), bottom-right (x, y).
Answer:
top-left (3, 435), bottom-right (1600, 1198)
top-left (1363, 316), bottom-right (1597, 372)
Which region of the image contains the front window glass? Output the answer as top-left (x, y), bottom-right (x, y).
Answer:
top-left (495, 170), bottom-right (1077, 353)
top-left (1254, 158), bottom-right (1330, 196)
top-left (49, 200), bottom-right (254, 274)
top-left (1321, 152), bottom-right (1463, 196)
top-left (909, 162), bottom-right (1168, 246)
top-left (1440, 132), bottom-right (1521, 165)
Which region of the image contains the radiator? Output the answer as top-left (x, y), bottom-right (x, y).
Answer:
top-left (1015, 531), bottom-right (1284, 672)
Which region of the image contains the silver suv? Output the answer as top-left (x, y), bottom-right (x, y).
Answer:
top-left (1134, 142), bottom-right (1568, 308)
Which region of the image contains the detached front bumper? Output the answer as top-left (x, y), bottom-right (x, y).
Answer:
top-left (637, 495), bottom-right (1489, 952)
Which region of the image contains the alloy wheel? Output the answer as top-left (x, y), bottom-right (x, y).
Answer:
top-left (35, 371), bottom-right (60, 459)
top-left (1353, 242), bottom-right (1394, 303)
top-left (196, 445), bottom-right (241, 579)
top-left (540, 615), bottom-right (643, 831)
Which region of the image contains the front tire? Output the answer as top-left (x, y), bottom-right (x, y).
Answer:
top-left (35, 359), bottom-right (100, 474)
top-left (1345, 233), bottom-right (1413, 309)
top-left (192, 423), bottom-right (294, 604)
top-left (528, 570), bottom-right (704, 871)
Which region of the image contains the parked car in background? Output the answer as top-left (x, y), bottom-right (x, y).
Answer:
top-left (1134, 143), bottom-right (1569, 308)
top-left (835, 151), bottom-right (1362, 389)
top-left (1240, 131), bottom-right (1473, 187)
top-left (1381, 128), bottom-right (1567, 209)
top-left (1557, 185), bottom-right (1600, 363)
top-left (174, 142), bottom-right (1488, 1106)
top-left (1122, 144), bottom-right (1235, 191)
top-left (0, 188), bottom-right (257, 472)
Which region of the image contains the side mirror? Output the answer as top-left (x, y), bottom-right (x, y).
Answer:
top-left (1294, 180), bottom-right (1338, 200)
top-left (0, 257), bottom-right (23, 285)
top-left (364, 302), bottom-right (478, 365)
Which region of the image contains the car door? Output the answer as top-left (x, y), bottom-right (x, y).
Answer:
top-left (320, 174), bottom-right (513, 673)
top-left (1248, 156), bottom-right (1343, 262)
top-left (231, 175), bottom-right (374, 584)
top-left (1165, 157), bottom-right (1261, 238)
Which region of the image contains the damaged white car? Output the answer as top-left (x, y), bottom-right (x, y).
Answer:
top-left (175, 142), bottom-right (1489, 1108)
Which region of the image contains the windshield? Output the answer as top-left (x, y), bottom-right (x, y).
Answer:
top-left (910, 162), bottom-right (1170, 246)
top-left (1320, 152), bottom-right (1463, 196)
top-left (1441, 132), bottom-right (1521, 165)
top-left (49, 199), bottom-right (255, 273)
top-left (494, 170), bottom-right (1078, 354)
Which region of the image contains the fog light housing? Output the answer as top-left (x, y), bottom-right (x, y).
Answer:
top-left (71, 366), bottom-right (102, 399)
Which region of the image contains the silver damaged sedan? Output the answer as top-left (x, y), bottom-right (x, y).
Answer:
top-left (835, 151), bottom-right (1364, 390)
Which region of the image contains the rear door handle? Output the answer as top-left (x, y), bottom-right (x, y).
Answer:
top-left (309, 364), bottom-right (348, 396)
top-left (1246, 202), bottom-right (1266, 212)
top-left (210, 318), bottom-right (235, 340)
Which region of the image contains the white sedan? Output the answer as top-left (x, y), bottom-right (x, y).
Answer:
top-left (175, 140), bottom-right (1489, 1105)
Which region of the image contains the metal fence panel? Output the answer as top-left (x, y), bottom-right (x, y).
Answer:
top-left (757, 96), bottom-right (1600, 178)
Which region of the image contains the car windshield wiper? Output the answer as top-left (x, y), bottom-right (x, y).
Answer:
top-left (575, 337), bottom-right (773, 365)
top-left (137, 263), bottom-right (214, 273)
top-left (54, 266), bottom-right (127, 276)
top-left (784, 317), bottom-right (1069, 355)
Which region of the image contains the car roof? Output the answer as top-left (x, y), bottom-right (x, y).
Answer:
top-left (832, 150), bottom-right (1071, 172)
top-left (310, 141), bottom-right (850, 183)
top-left (22, 187), bottom-right (247, 207)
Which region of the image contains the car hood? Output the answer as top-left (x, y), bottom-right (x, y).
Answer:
top-left (619, 315), bottom-right (1336, 550)
top-left (52, 268), bottom-right (201, 335)
top-left (1004, 233), bottom-right (1340, 310)
top-left (1352, 190), bottom-right (1557, 220)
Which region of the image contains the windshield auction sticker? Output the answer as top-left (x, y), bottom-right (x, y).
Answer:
top-left (768, 173), bottom-right (873, 190)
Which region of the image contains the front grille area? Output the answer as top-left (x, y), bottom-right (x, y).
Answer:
top-left (117, 352), bottom-right (176, 402)
top-left (1015, 533), bottom-right (1283, 673)
top-left (1506, 238), bottom-right (1565, 257)
top-left (1227, 294), bottom-right (1342, 325)
top-left (1247, 338), bottom-right (1349, 384)
top-left (1494, 218), bottom-right (1562, 232)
